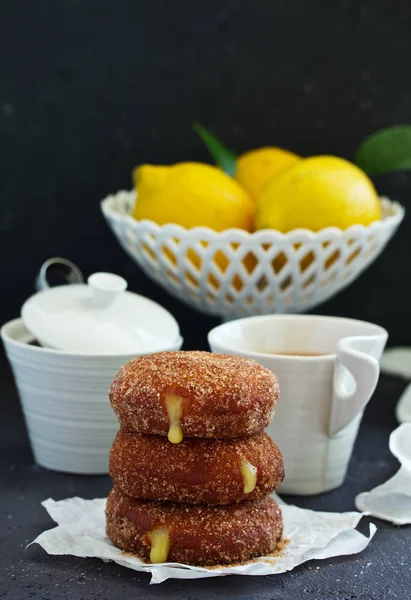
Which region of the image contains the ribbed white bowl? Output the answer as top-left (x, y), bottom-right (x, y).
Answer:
top-left (101, 190), bottom-right (404, 320)
top-left (1, 319), bottom-right (183, 474)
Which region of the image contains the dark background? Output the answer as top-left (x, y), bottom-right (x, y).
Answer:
top-left (1, 0), bottom-right (411, 348)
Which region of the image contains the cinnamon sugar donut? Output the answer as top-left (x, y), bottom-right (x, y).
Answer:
top-left (110, 430), bottom-right (284, 505)
top-left (109, 351), bottom-right (279, 441)
top-left (106, 486), bottom-right (283, 565)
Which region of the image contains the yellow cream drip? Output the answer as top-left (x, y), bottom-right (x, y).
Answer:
top-left (148, 526), bottom-right (170, 564)
top-left (165, 394), bottom-right (183, 444)
top-left (240, 459), bottom-right (257, 494)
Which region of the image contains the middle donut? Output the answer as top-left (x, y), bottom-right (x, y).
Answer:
top-left (110, 429), bottom-right (284, 505)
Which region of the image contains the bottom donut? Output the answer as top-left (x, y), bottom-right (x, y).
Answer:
top-left (106, 486), bottom-right (283, 566)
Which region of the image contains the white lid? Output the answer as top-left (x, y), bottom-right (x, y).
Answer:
top-left (21, 272), bottom-right (181, 355)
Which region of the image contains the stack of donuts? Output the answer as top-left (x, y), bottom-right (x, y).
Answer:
top-left (106, 351), bottom-right (285, 566)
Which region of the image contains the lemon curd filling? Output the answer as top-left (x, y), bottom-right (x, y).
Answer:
top-left (148, 527), bottom-right (171, 564)
top-left (240, 459), bottom-right (257, 494)
top-left (165, 394), bottom-right (183, 444)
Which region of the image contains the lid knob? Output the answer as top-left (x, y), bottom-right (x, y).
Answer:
top-left (88, 272), bottom-right (128, 308)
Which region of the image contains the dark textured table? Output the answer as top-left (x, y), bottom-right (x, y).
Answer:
top-left (1, 350), bottom-right (410, 600)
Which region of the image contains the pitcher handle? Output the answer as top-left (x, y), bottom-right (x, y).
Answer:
top-left (329, 335), bottom-right (382, 435)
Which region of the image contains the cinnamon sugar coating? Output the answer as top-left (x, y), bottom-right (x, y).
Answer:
top-left (109, 351), bottom-right (279, 438)
top-left (110, 430), bottom-right (284, 505)
top-left (106, 486), bottom-right (283, 566)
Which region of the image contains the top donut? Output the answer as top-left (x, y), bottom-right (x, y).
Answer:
top-left (109, 351), bottom-right (279, 442)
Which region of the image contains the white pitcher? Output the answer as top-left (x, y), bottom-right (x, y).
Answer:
top-left (208, 315), bottom-right (388, 495)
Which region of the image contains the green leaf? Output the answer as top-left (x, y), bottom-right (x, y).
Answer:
top-left (354, 125), bottom-right (411, 175)
top-left (193, 123), bottom-right (237, 176)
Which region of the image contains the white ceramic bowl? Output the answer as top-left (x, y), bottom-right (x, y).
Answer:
top-left (1, 319), bottom-right (183, 474)
top-left (101, 190), bottom-right (404, 320)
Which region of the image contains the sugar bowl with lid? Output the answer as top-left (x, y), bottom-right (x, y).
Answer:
top-left (1, 263), bottom-right (183, 474)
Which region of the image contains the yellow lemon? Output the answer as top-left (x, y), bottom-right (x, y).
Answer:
top-left (256, 155), bottom-right (381, 232)
top-left (132, 164), bottom-right (169, 197)
top-left (132, 162), bottom-right (256, 293)
top-left (235, 146), bottom-right (301, 201)
top-left (133, 162), bottom-right (254, 231)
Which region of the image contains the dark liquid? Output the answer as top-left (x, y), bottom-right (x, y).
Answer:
top-left (265, 351), bottom-right (331, 356)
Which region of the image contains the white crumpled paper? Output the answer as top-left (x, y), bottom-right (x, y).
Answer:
top-left (380, 347), bottom-right (411, 423)
top-left (31, 494), bottom-right (376, 584)
top-left (381, 347), bottom-right (411, 380)
top-left (356, 423), bottom-right (411, 525)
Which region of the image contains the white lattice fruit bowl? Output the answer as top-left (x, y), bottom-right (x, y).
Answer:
top-left (101, 191), bottom-right (404, 320)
